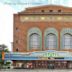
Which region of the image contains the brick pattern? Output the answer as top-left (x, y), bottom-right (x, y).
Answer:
top-left (13, 5), bottom-right (72, 52)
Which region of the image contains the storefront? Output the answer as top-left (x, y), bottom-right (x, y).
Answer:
top-left (13, 60), bottom-right (71, 69)
top-left (5, 50), bottom-right (72, 69)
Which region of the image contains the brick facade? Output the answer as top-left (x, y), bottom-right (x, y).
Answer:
top-left (13, 5), bottom-right (72, 52)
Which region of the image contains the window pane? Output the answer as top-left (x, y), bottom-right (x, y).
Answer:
top-left (29, 33), bottom-right (40, 49)
top-left (46, 33), bottom-right (56, 49)
top-left (64, 34), bottom-right (72, 49)
top-left (64, 45), bottom-right (71, 48)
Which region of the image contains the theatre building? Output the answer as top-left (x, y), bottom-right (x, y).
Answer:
top-left (13, 5), bottom-right (72, 69)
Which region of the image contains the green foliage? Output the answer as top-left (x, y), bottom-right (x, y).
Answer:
top-left (0, 44), bottom-right (9, 52)
top-left (0, 44), bottom-right (10, 69)
top-left (0, 44), bottom-right (7, 49)
top-left (5, 62), bottom-right (11, 65)
top-left (4, 49), bottom-right (9, 53)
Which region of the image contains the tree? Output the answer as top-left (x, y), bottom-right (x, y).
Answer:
top-left (0, 44), bottom-right (10, 69)
top-left (0, 44), bottom-right (9, 52)
top-left (0, 44), bottom-right (7, 51)
top-left (4, 48), bottom-right (9, 53)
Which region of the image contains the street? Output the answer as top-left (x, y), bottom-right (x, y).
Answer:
top-left (0, 69), bottom-right (72, 72)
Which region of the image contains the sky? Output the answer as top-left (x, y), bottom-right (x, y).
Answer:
top-left (0, 0), bottom-right (72, 51)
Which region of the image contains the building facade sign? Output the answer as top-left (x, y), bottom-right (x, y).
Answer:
top-left (5, 50), bottom-right (72, 58)
top-left (30, 51), bottom-right (71, 57)
top-left (20, 16), bottom-right (72, 22)
top-left (5, 51), bottom-right (72, 60)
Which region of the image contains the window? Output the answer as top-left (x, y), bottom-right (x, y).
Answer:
top-left (46, 33), bottom-right (56, 49)
top-left (58, 10), bottom-right (61, 12)
top-left (16, 40), bottom-right (18, 43)
top-left (41, 10), bottom-right (45, 13)
top-left (28, 28), bottom-right (42, 50)
top-left (29, 33), bottom-right (40, 49)
top-left (49, 10), bottom-right (53, 12)
top-left (16, 27), bottom-right (19, 32)
top-left (16, 27), bottom-right (18, 30)
top-left (64, 34), bottom-right (72, 49)
top-left (16, 48), bottom-right (18, 52)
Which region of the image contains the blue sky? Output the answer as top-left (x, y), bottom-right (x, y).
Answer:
top-left (0, 0), bottom-right (72, 51)
top-left (0, 0), bottom-right (72, 11)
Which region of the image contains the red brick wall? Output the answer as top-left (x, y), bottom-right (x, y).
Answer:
top-left (13, 5), bottom-right (72, 52)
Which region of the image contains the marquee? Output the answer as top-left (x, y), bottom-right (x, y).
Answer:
top-left (4, 50), bottom-right (72, 60)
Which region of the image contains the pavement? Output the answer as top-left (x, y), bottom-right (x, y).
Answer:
top-left (0, 69), bottom-right (72, 72)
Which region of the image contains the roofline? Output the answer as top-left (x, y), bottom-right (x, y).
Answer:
top-left (26, 5), bottom-right (72, 10)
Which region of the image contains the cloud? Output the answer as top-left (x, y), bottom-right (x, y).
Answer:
top-left (0, 3), bottom-right (17, 51)
top-left (0, 2), bottom-right (40, 51)
top-left (66, 0), bottom-right (72, 7)
top-left (0, 0), bottom-right (72, 11)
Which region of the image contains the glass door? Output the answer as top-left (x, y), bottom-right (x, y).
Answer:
top-left (47, 61), bottom-right (55, 69)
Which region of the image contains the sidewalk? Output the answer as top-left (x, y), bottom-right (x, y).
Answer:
top-left (0, 69), bottom-right (72, 72)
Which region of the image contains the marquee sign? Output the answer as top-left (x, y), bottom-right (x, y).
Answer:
top-left (5, 50), bottom-right (72, 60)
top-left (43, 52), bottom-right (60, 57)
top-left (20, 16), bottom-right (72, 22)
top-left (30, 50), bottom-right (71, 57)
top-left (8, 50), bottom-right (72, 58)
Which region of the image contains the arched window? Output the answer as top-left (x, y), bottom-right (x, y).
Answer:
top-left (64, 34), bottom-right (72, 49)
top-left (28, 28), bottom-right (42, 50)
top-left (29, 33), bottom-right (40, 49)
top-left (46, 33), bottom-right (56, 49)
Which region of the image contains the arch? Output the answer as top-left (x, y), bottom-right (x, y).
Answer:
top-left (44, 28), bottom-right (58, 49)
top-left (61, 28), bottom-right (72, 49)
top-left (27, 27), bottom-right (42, 50)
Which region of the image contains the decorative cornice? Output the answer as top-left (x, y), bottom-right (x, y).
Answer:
top-left (18, 5), bottom-right (72, 15)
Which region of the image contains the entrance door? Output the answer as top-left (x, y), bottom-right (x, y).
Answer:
top-left (47, 61), bottom-right (54, 69)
